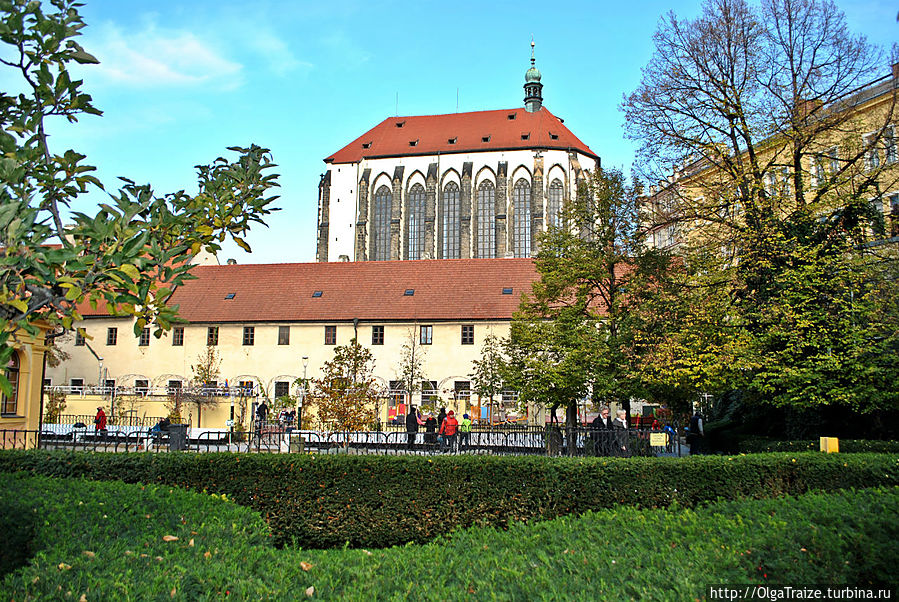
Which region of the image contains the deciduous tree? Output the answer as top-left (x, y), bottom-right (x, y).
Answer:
top-left (310, 339), bottom-right (380, 431)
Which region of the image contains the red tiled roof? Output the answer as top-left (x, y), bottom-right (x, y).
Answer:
top-left (325, 107), bottom-right (598, 164)
top-left (119, 258), bottom-right (540, 323)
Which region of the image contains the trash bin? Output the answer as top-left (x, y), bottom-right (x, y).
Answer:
top-left (168, 424), bottom-right (188, 451)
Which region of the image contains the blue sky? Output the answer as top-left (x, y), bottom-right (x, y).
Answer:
top-left (12, 0), bottom-right (897, 264)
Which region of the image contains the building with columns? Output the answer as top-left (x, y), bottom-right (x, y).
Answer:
top-left (316, 50), bottom-right (600, 263)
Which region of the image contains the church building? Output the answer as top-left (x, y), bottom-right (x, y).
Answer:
top-left (316, 45), bottom-right (600, 262)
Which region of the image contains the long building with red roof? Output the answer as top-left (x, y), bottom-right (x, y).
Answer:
top-left (317, 46), bottom-right (600, 263)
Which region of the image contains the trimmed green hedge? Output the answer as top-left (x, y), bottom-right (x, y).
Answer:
top-left (0, 450), bottom-right (897, 549)
top-left (736, 438), bottom-right (899, 454)
top-left (2, 474), bottom-right (897, 599)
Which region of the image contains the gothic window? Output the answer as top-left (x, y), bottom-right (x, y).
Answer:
top-left (441, 182), bottom-right (461, 259)
top-left (372, 186), bottom-right (392, 261)
top-left (547, 179), bottom-right (563, 228)
top-left (513, 178), bottom-right (532, 258)
top-left (406, 184), bottom-right (426, 260)
top-left (476, 181), bottom-right (495, 258)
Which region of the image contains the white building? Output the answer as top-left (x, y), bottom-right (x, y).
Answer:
top-left (316, 50), bottom-right (600, 263)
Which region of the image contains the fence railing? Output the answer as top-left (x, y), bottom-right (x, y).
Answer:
top-left (0, 426), bottom-right (682, 457)
top-left (44, 385), bottom-right (256, 398)
top-left (49, 414), bottom-right (175, 428)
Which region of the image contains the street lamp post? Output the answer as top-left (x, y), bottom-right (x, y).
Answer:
top-left (300, 356), bottom-right (309, 429)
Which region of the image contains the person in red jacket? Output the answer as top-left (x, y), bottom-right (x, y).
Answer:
top-left (439, 410), bottom-right (459, 453)
top-left (94, 407), bottom-right (107, 434)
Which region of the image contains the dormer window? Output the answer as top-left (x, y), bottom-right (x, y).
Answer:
top-left (502, 287), bottom-right (513, 295)
top-left (224, 293), bottom-right (236, 300)
top-left (395, 121), bottom-right (405, 128)
top-left (404, 289), bottom-right (415, 296)
top-left (312, 291), bottom-right (323, 298)
top-left (482, 135), bottom-right (491, 143)
top-left (521, 133), bottom-right (530, 141)
top-left (361, 141), bottom-right (372, 149)
top-left (447, 137), bottom-right (457, 144)
top-left (507, 113), bottom-right (516, 120)
top-left (549, 132), bottom-right (559, 140)
top-left (409, 139), bottom-right (418, 147)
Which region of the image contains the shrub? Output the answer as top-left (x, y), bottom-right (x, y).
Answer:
top-left (2, 474), bottom-right (897, 599)
top-left (736, 438), bottom-right (899, 454)
top-left (0, 451), bottom-right (897, 549)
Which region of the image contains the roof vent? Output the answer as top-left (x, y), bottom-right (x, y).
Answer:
top-left (312, 291), bottom-right (323, 298)
top-left (549, 132), bottom-right (559, 140)
top-left (507, 113), bottom-right (516, 120)
top-left (447, 137), bottom-right (457, 144)
top-left (361, 141), bottom-right (372, 149)
top-left (404, 289), bottom-right (415, 296)
top-left (502, 287), bottom-right (513, 295)
top-left (521, 133), bottom-right (530, 141)
top-left (482, 135), bottom-right (491, 143)
top-left (225, 293), bottom-right (236, 300)
top-left (409, 139), bottom-right (418, 147)
top-left (395, 121), bottom-right (405, 128)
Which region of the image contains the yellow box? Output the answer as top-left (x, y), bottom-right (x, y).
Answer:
top-left (819, 437), bottom-right (839, 453)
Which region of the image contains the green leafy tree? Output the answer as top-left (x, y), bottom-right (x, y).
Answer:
top-left (396, 327), bottom-right (427, 408)
top-left (623, 0), bottom-right (899, 411)
top-left (310, 339), bottom-right (380, 431)
top-left (0, 0), bottom-right (279, 394)
top-left (469, 333), bottom-right (505, 421)
top-left (504, 167), bottom-right (674, 426)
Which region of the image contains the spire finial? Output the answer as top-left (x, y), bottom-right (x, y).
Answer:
top-left (530, 37), bottom-right (535, 65)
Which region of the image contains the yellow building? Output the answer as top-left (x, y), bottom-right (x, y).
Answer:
top-left (48, 258), bottom-right (539, 429)
top-left (643, 64), bottom-right (899, 252)
top-left (2, 326), bottom-right (50, 448)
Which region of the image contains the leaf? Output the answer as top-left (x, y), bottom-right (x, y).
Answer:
top-left (58, 563), bottom-right (71, 570)
top-left (162, 535), bottom-right (178, 542)
top-left (305, 586), bottom-right (315, 597)
top-left (300, 561), bottom-right (313, 571)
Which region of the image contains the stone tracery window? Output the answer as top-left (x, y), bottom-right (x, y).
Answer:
top-left (442, 182), bottom-right (461, 259)
top-left (406, 183), bottom-right (426, 260)
top-left (372, 185), bottom-right (392, 261)
top-left (548, 178), bottom-right (563, 229)
top-left (476, 180), bottom-right (495, 258)
top-left (513, 178), bottom-right (532, 258)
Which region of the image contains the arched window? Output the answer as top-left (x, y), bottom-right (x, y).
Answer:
top-left (513, 178), bottom-right (532, 258)
top-left (372, 186), bottom-right (392, 261)
top-left (476, 181), bottom-right (495, 258)
top-left (548, 179), bottom-right (563, 229)
top-left (442, 182), bottom-right (460, 259)
top-left (2, 352), bottom-right (19, 415)
top-left (406, 184), bottom-right (426, 260)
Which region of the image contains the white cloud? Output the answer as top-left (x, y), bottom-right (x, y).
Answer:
top-left (247, 33), bottom-right (313, 76)
top-left (84, 22), bottom-right (244, 91)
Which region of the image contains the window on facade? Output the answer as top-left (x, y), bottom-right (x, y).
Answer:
top-left (172, 326), bottom-right (184, 346)
top-left (885, 127), bottom-right (897, 164)
top-left (138, 327), bottom-right (150, 347)
top-left (827, 147), bottom-right (839, 174)
top-left (104, 379), bottom-right (115, 392)
top-left (135, 379), bottom-right (149, 395)
top-left (869, 198), bottom-right (884, 236)
top-left (325, 325), bottom-right (337, 345)
top-left (454, 380), bottom-right (471, 402)
top-left (106, 327), bottom-right (117, 346)
top-left (372, 185), bottom-right (392, 261)
top-left (547, 179), bottom-right (563, 229)
top-left (477, 180), bottom-right (495, 258)
top-left (372, 325), bottom-right (384, 345)
top-left (239, 380), bottom-right (255, 396)
top-left (461, 325), bottom-right (474, 345)
top-left (1, 353), bottom-right (19, 415)
top-left (243, 326), bottom-right (255, 346)
top-left (207, 326), bottom-right (219, 346)
top-left (865, 134), bottom-right (881, 170)
top-left (274, 381), bottom-right (290, 398)
top-left (388, 380), bottom-right (404, 408)
top-left (70, 378), bottom-right (83, 391)
top-left (420, 325), bottom-right (433, 345)
top-left (406, 183), bottom-right (426, 260)
top-left (890, 193), bottom-right (899, 238)
top-left (421, 380), bottom-right (438, 403)
top-left (278, 326), bottom-right (290, 345)
top-left (167, 380), bottom-right (182, 394)
top-left (74, 331), bottom-right (85, 346)
top-left (513, 178), bottom-right (532, 258)
top-left (812, 156), bottom-right (826, 188)
top-left (441, 181), bottom-right (461, 259)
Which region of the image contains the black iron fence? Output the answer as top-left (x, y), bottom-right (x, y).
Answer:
top-left (1, 426), bottom-right (682, 457)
